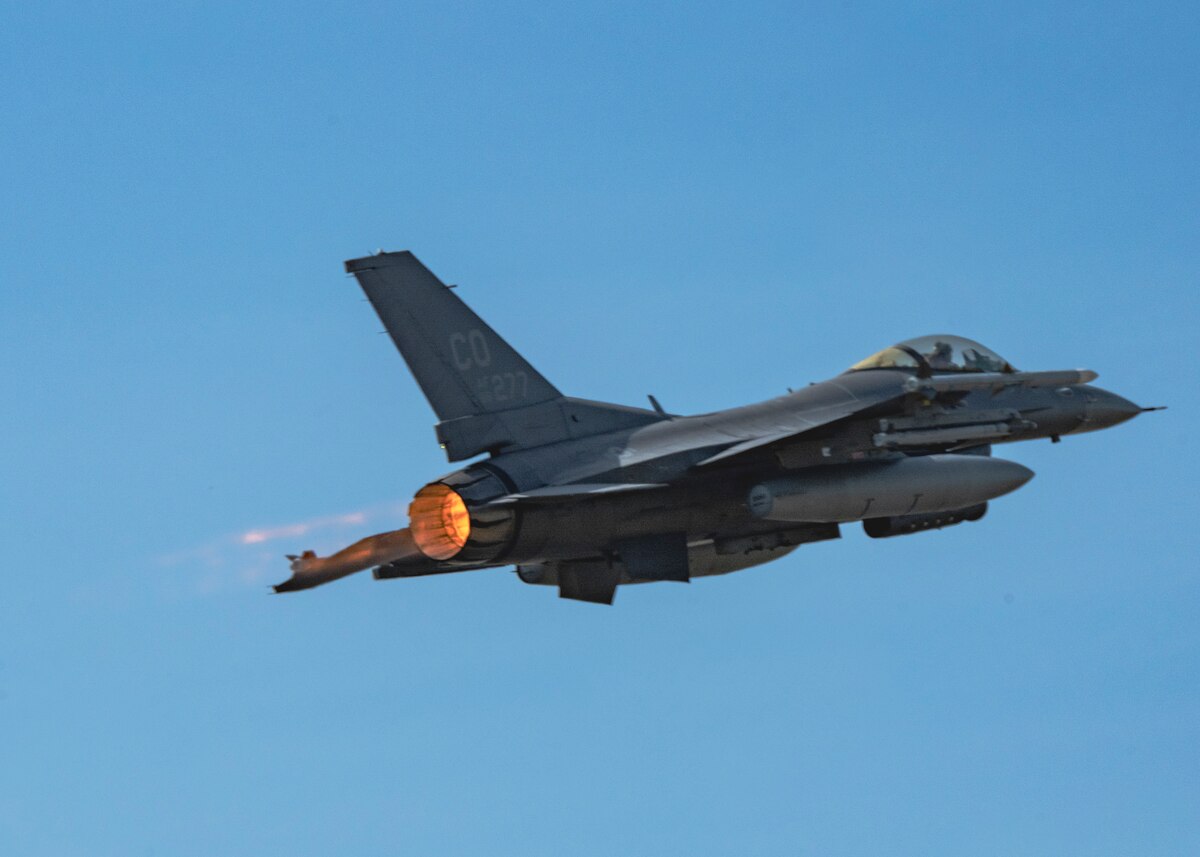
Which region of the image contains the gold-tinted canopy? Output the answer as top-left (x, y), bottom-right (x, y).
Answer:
top-left (848, 335), bottom-right (1015, 374)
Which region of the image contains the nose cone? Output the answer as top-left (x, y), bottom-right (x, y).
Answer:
top-left (1078, 387), bottom-right (1144, 433)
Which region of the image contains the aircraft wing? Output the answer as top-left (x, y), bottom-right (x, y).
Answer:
top-left (693, 369), bottom-right (1099, 468)
top-left (691, 388), bottom-right (912, 468)
top-left (693, 396), bottom-right (904, 468)
top-left (484, 482), bottom-right (669, 506)
top-left (695, 430), bottom-right (818, 467)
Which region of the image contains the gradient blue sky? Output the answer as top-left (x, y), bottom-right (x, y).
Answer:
top-left (3, 2), bottom-right (1197, 855)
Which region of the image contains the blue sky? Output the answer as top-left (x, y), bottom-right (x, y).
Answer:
top-left (2, 2), bottom-right (1197, 854)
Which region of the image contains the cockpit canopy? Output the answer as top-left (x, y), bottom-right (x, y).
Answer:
top-left (847, 335), bottom-right (1015, 374)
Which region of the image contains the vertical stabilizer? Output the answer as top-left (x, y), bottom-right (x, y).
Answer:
top-left (345, 251), bottom-right (562, 422)
top-left (345, 251), bottom-right (664, 460)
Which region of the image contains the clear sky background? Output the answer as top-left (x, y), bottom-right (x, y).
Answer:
top-left (2, 2), bottom-right (1197, 855)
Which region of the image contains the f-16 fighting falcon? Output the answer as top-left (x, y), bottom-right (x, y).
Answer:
top-left (274, 251), bottom-right (1159, 604)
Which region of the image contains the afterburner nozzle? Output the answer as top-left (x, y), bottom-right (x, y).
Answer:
top-left (408, 483), bottom-right (471, 560)
top-left (273, 527), bottom-right (420, 593)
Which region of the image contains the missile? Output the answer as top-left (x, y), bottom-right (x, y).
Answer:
top-left (903, 369), bottom-right (1098, 395)
top-left (748, 454), bottom-right (1033, 523)
top-left (273, 527), bottom-right (422, 593)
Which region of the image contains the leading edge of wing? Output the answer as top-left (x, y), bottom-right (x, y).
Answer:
top-left (693, 392), bottom-right (907, 468)
top-left (694, 430), bottom-right (805, 467)
top-left (484, 482), bottom-right (669, 506)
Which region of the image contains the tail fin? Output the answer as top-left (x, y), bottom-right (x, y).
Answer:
top-left (346, 251), bottom-right (561, 420)
top-left (345, 251), bottom-right (662, 460)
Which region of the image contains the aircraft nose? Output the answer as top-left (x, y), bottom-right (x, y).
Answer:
top-left (1079, 387), bottom-right (1144, 433)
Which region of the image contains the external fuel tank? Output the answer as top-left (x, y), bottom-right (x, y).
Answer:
top-left (747, 454), bottom-right (1033, 524)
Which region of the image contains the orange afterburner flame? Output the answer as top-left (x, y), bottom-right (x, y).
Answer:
top-left (409, 483), bottom-right (471, 560)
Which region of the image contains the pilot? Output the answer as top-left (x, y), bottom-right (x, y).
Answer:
top-left (926, 341), bottom-right (957, 370)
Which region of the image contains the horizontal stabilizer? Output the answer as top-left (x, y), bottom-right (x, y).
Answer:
top-left (274, 527), bottom-right (421, 593)
top-left (373, 556), bottom-right (464, 580)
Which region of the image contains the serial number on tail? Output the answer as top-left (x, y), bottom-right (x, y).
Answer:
top-left (476, 371), bottom-right (529, 404)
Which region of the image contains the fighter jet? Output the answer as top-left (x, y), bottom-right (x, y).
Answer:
top-left (274, 251), bottom-right (1158, 604)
